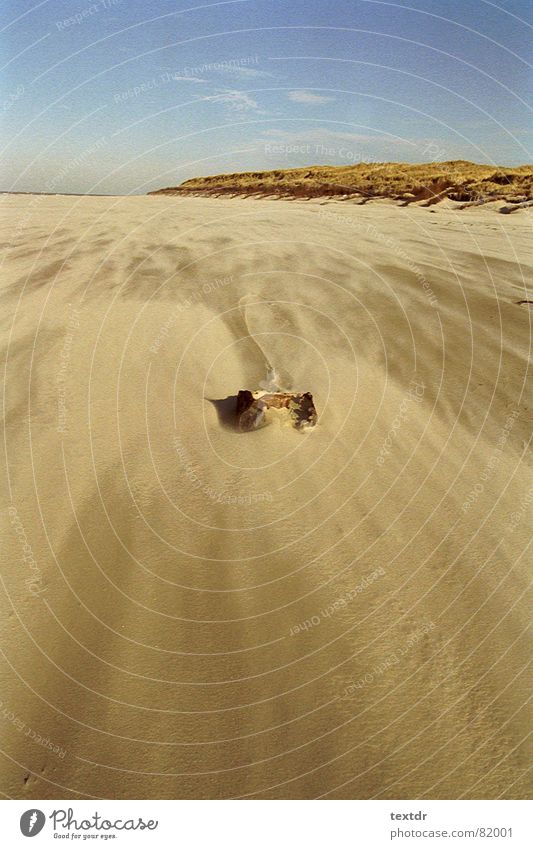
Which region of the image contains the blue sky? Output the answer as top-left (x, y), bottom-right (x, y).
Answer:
top-left (2, 0), bottom-right (531, 193)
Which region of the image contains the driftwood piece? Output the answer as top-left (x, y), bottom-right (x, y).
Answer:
top-left (236, 390), bottom-right (318, 431)
top-left (500, 200), bottom-right (533, 214)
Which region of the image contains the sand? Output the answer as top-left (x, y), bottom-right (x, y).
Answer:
top-left (1, 194), bottom-right (531, 799)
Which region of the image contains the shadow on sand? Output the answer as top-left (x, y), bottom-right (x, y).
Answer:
top-left (206, 396), bottom-right (241, 431)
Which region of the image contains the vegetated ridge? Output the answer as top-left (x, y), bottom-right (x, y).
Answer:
top-left (149, 161), bottom-right (533, 210)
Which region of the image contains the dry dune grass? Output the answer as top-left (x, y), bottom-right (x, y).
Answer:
top-left (150, 161), bottom-right (533, 207)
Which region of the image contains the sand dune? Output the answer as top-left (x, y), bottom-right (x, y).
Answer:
top-left (150, 161), bottom-right (533, 207)
top-left (1, 194), bottom-right (531, 799)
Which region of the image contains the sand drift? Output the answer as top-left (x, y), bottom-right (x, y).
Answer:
top-left (1, 194), bottom-right (531, 800)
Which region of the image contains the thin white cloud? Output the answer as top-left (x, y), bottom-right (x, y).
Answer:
top-left (287, 90), bottom-right (334, 104)
top-left (167, 74), bottom-right (206, 83)
top-left (219, 66), bottom-right (275, 79)
top-left (206, 90), bottom-right (260, 112)
top-left (262, 128), bottom-right (414, 146)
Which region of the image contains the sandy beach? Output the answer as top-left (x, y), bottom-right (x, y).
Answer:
top-left (1, 193), bottom-right (531, 799)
